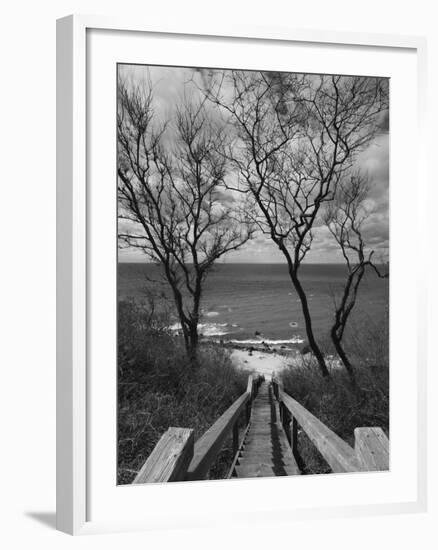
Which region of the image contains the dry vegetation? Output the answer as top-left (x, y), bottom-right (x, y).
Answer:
top-left (117, 299), bottom-right (250, 484)
top-left (278, 315), bottom-right (389, 474)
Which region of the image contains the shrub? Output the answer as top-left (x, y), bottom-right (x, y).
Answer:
top-left (117, 299), bottom-right (249, 484)
top-left (279, 317), bottom-right (389, 475)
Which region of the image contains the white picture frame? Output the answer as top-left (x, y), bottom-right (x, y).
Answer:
top-left (56, 14), bottom-right (428, 535)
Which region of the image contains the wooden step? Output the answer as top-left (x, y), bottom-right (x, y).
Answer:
top-left (242, 441), bottom-right (292, 454)
top-left (232, 381), bottom-right (301, 478)
top-left (235, 464), bottom-right (277, 478)
top-left (235, 462), bottom-right (299, 478)
top-left (243, 435), bottom-right (291, 448)
top-left (238, 456), bottom-right (300, 474)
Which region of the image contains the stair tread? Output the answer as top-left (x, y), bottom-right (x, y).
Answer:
top-left (231, 381), bottom-right (301, 478)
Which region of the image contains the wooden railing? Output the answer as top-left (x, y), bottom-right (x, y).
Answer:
top-left (133, 374), bottom-right (264, 484)
top-left (271, 377), bottom-right (389, 473)
top-left (132, 372), bottom-right (388, 483)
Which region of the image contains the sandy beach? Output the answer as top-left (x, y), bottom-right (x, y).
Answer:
top-left (230, 348), bottom-right (295, 378)
top-left (230, 346), bottom-right (344, 378)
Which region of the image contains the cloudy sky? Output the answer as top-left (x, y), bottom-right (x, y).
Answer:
top-left (118, 64), bottom-right (389, 264)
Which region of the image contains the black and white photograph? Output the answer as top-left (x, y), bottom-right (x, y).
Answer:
top-left (117, 64), bottom-right (390, 484)
top-left (2, 0), bottom-right (435, 544)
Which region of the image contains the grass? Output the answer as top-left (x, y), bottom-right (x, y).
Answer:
top-left (117, 299), bottom-right (250, 484)
top-left (278, 315), bottom-right (389, 475)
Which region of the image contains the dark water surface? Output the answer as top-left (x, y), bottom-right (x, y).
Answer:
top-left (118, 263), bottom-right (389, 345)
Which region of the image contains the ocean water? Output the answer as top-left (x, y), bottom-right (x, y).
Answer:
top-left (118, 263), bottom-right (389, 346)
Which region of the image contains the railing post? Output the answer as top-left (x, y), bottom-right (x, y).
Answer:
top-left (269, 383), bottom-right (277, 422)
top-left (232, 421), bottom-right (239, 457)
top-left (354, 427), bottom-right (389, 471)
top-left (272, 380), bottom-right (278, 400)
top-left (248, 376), bottom-right (253, 399)
top-left (246, 401), bottom-right (251, 425)
top-left (246, 375), bottom-right (253, 425)
top-left (133, 427), bottom-right (194, 484)
top-left (290, 416), bottom-right (298, 458)
top-left (282, 407), bottom-right (289, 434)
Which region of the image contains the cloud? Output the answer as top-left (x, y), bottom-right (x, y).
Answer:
top-left (118, 66), bottom-right (389, 264)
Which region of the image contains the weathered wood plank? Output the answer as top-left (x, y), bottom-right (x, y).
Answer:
top-left (278, 389), bottom-right (362, 473)
top-left (186, 392), bottom-right (250, 480)
top-left (290, 417), bottom-right (298, 459)
top-left (239, 452), bottom-right (298, 466)
top-left (243, 439), bottom-right (291, 450)
top-left (235, 463), bottom-right (276, 478)
top-left (354, 427), bottom-right (389, 471)
top-left (133, 427), bottom-right (194, 484)
top-left (235, 383), bottom-right (301, 477)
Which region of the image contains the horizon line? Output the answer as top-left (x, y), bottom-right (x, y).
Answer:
top-left (118, 260), bottom-right (389, 266)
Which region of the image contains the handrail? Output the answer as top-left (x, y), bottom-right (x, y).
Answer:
top-left (185, 391), bottom-right (250, 480)
top-left (186, 374), bottom-right (264, 480)
top-left (272, 377), bottom-right (388, 473)
top-left (278, 387), bottom-right (361, 472)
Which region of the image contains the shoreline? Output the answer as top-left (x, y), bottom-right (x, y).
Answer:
top-left (198, 338), bottom-right (301, 377)
top-left (199, 339), bottom-right (344, 377)
top-left (218, 339), bottom-right (300, 356)
top-left (229, 347), bottom-right (295, 377)
top-left (163, 326), bottom-right (345, 376)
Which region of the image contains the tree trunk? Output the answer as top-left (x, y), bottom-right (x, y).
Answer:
top-left (328, 267), bottom-right (364, 381)
top-left (186, 322), bottom-right (199, 367)
top-left (169, 283), bottom-right (200, 366)
top-left (290, 268), bottom-right (330, 377)
top-left (331, 328), bottom-right (355, 382)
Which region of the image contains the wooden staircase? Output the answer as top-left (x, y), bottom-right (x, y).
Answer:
top-left (132, 374), bottom-right (389, 484)
top-left (233, 382), bottom-right (300, 478)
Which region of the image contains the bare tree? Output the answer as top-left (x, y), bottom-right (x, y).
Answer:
top-left (324, 172), bottom-right (388, 379)
top-left (117, 79), bottom-right (254, 364)
top-left (203, 71), bottom-right (388, 377)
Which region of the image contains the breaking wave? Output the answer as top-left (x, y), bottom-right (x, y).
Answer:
top-left (168, 322), bottom-right (240, 337)
top-left (203, 311), bottom-right (219, 317)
